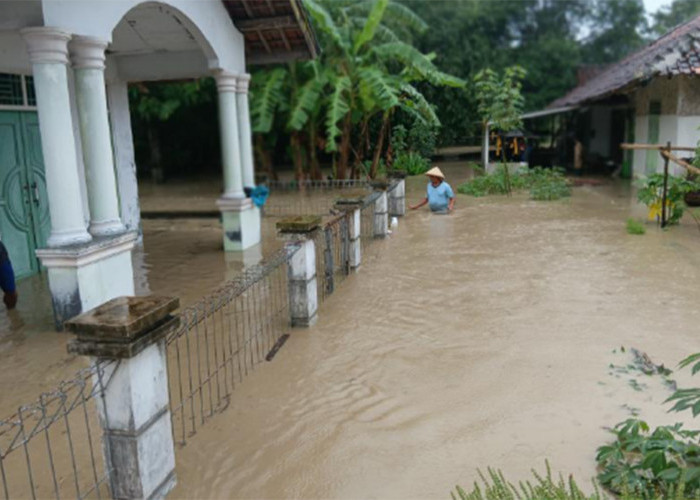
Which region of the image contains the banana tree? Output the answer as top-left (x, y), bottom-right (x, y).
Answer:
top-left (305, 0), bottom-right (465, 178)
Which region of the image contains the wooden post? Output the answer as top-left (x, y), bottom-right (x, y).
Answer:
top-left (661, 141), bottom-right (671, 228)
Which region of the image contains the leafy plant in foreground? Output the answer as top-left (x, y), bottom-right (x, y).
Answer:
top-left (451, 461), bottom-right (604, 500)
top-left (596, 353), bottom-right (700, 499)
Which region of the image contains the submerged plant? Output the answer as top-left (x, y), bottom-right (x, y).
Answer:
top-left (457, 166), bottom-right (570, 201)
top-left (393, 151), bottom-right (430, 175)
top-left (626, 218), bottom-right (646, 235)
top-left (636, 174), bottom-right (700, 225)
top-left (528, 167), bottom-right (571, 201)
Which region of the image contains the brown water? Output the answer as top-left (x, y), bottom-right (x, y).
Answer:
top-left (2, 162), bottom-right (700, 498)
top-left (170, 164), bottom-right (700, 498)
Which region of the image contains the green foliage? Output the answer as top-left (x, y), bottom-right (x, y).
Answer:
top-left (474, 66), bottom-right (526, 134)
top-left (129, 79), bottom-right (212, 122)
top-left (636, 174), bottom-right (700, 225)
top-left (596, 419), bottom-right (700, 499)
top-left (528, 167), bottom-right (571, 201)
top-left (650, 0), bottom-right (700, 36)
top-left (626, 218), bottom-right (646, 235)
top-left (393, 151), bottom-right (429, 175)
top-left (457, 166), bottom-right (569, 200)
top-left (596, 352), bottom-right (700, 499)
top-left (451, 461), bottom-right (604, 500)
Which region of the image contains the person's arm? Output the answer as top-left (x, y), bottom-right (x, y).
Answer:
top-left (448, 196), bottom-right (455, 212)
top-left (410, 198), bottom-right (428, 210)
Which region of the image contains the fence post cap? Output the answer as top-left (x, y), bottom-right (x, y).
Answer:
top-left (276, 215), bottom-right (322, 233)
top-left (388, 170), bottom-right (407, 179)
top-left (370, 179), bottom-right (390, 190)
top-left (65, 295), bottom-right (180, 358)
top-left (334, 196), bottom-right (365, 209)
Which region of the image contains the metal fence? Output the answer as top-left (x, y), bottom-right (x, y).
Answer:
top-left (165, 246), bottom-right (296, 447)
top-left (0, 361), bottom-right (117, 500)
top-left (263, 180), bottom-right (372, 218)
top-left (313, 214), bottom-right (351, 303)
top-left (360, 191), bottom-right (380, 254)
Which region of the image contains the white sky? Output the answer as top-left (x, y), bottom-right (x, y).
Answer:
top-left (643, 0), bottom-right (672, 17)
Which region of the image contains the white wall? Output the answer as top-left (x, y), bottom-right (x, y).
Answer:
top-left (41, 0), bottom-right (246, 73)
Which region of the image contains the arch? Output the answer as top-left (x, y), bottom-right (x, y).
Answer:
top-left (41, 0), bottom-right (245, 72)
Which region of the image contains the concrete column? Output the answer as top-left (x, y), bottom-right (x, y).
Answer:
top-left (373, 191), bottom-right (389, 238)
top-left (71, 36), bottom-right (126, 237)
top-left (21, 27), bottom-right (92, 247)
top-left (235, 74), bottom-right (255, 190)
top-left (335, 199), bottom-right (363, 270)
top-left (65, 296), bottom-right (179, 500)
top-left (482, 123), bottom-right (490, 172)
top-left (106, 75), bottom-right (141, 236)
top-left (388, 175), bottom-right (406, 217)
top-left (277, 217), bottom-right (319, 327)
top-left (215, 71), bottom-right (245, 199)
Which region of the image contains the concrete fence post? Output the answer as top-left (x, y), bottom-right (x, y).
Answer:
top-left (388, 172), bottom-right (406, 217)
top-left (277, 216), bottom-right (320, 327)
top-left (65, 296), bottom-right (180, 500)
top-left (335, 197), bottom-right (363, 270)
top-left (371, 183), bottom-right (389, 238)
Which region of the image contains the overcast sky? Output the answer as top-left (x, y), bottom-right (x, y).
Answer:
top-left (643, 0), bottom-right (672, 17)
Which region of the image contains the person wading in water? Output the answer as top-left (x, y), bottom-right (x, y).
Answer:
top-left (409, 166), bottom-right (455, 214)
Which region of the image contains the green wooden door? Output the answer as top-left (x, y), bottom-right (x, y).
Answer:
top-left (0, 111), bottom-right (51, 278)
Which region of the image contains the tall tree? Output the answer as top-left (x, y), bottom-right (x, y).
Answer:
top-left (650, 0), bottom-right (700, 35)
top-left (581, 0), bottom-right (648, 64)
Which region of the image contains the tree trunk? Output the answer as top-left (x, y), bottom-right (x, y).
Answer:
top-left (147, 124), bottom-right (164, 183)
top-left (254, 133), bottom-right (276, 181)
top-left (500, 135), bottom-right (512, 196)
top-left (308, 122), bottom-right (322, 180)
top-left (290, 131), bottom-right (305, 186)
top-left (370, 112), bottom-right (390, 179)
top-left (337, 114), bottom-right (352, 180)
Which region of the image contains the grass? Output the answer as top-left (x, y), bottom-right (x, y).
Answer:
top-left (626, 218), bottom-right (646, 235)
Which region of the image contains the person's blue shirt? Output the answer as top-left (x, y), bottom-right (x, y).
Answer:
top-left (427, 181), bottom-right (454, 212)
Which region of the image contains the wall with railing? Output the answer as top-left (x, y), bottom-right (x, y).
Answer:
top-left (0, 177), bottom-right (406, 499)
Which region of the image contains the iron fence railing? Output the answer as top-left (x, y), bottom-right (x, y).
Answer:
top-left (165, 246), bottom-right (297, 447)
top-left (263, 180), bottom-right (372, 218)
top-left (313, 214), bottom-right (351, 303)
top-left (0, 361), bottom-right (118, 500)
top-left (360, 191), bottom-right (380, 255)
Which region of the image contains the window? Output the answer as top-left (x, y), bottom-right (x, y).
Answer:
top-left (0, 73), bottom-right (23, 106)
top-left (0, 73), bottom-right (37, 108)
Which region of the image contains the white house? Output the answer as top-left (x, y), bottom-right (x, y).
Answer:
top-left (516, 15), bottom-right (700, 178)
top-left (0, 0), bottom-right (317, 328)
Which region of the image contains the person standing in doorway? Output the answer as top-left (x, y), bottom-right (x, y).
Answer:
top-left (409, 167), bottom-right (455, 214)
top-left (0, 242), bottom-right (17, 309)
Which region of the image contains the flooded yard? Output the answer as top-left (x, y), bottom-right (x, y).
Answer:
top-left (1, 163), bottom-right (700, 498)
top-left (171, 168), bottom-right (700, 498)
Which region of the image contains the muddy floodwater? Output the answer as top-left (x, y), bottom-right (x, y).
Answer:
top-left (2, 163), bottom-right (700, 498)
top-left (172, 167), bottom-right (700, 498)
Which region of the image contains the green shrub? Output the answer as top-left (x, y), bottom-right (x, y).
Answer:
top-left (637, 174), bottom-right (700, 225)
top-left (596, 353), bottom-right (700, 499)
top-left (626, 218), bottom-right (646, 235)
top-left (528, 167), bottom-right (571, 201)
top-left (451, 462), bottom-right (604, 500)
top-left (394, 151), bottom-right (430, 176)
top-left (457, 166), bottom-right (569, 200)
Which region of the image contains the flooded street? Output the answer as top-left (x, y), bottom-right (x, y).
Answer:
top-left (172, 167), bottom-right (700, 498)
